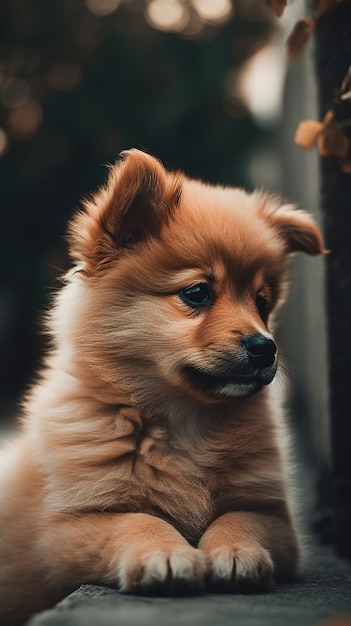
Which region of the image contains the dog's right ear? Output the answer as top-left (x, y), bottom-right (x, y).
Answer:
top-left (68, 149), bottom-right (182, 273)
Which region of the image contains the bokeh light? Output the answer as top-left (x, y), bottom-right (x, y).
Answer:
top-left (7, 100), bottom-right (42, 138)
top-left (235, 43), bottom-right (286, 124)
top-left (145, 0), bottom-right (189, 32)
top-left (85, 0), bottom-right (121, 16)
top-left (0, 77), bottom-right (29, 109)
top-left (191, 0), bottom-right (233, 24)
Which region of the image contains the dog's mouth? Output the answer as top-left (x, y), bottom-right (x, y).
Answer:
top-left (182, 365), bottom-right (275, 398)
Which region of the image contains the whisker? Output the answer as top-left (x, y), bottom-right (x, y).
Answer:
top-left (276, 362), bottom-right (300, 392)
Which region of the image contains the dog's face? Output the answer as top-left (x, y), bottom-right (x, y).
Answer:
top-left (64, 150), bottom-right (324, 406)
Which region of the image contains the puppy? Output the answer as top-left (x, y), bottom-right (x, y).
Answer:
top-left (0, 150), bottom-right (325, 625)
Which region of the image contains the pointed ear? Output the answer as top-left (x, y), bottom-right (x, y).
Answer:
top-left (258, 195), bottom-right (326, 256)
top-left (68, 149), bottom-right (182, 273)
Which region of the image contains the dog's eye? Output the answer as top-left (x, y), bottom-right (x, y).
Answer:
top-left (256, 294), bottom-right (269, 322)
top-left (179, 283), bottom-right (213, 308)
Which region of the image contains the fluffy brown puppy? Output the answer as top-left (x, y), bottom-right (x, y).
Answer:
top-left (0, 150), bottom-right (325, 625)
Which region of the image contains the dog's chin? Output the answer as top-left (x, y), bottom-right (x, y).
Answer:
top-left (181, 365), bottom-right (276, 400)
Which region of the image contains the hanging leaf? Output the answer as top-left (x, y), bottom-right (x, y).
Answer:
top-left (294, 119), bottom-right (324, 150)
top-left (340, 65), bottom-right (351, 102)
top-left (322, 109), bottom-right (335, 125)
top-left (317, 122), bottom-right (350, 157)
top-left (314, 0), bottom-right (342, 21)
top-left (263, 0), bottom-right (288, 17)
top-left (287, 18), bottom-right (315, 62)
top-left (294, 111), bottom-right (335, 150)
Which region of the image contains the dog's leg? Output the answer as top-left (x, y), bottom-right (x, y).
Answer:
top-left (199, 510), bottom-right (299, 591)
top-left (41, 512), bottom-right (207, 596)
top-left (1, 511), bottom-right (206, 625)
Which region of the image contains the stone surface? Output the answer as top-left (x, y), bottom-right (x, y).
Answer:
top-left (28, 545), bottom-right (351, 626)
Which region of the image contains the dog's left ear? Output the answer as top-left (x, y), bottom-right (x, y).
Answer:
top-left (69, 149), bottom-right (182, 273)
top-left (259, 196), bottom-right (326, 255)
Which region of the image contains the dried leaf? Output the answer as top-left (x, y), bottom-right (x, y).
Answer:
top-left (294, 119), bottom-right (324, 150)
top-left (340, 65), bottom-right (351, 102)
top-left (341, 90), bottom-right (351, 102)
top-left (317, 123), bottom-right (350, 157)
top-left (322, 109), bottom-right (334, 125)
top-left (288, 18), bottom-right (315, 62)
top-left (263, 0), bottom-right (288, 17)
top-left (314, 0), bottom-right (341, 21)
top-left (339, 155), bottom-right (351, 173)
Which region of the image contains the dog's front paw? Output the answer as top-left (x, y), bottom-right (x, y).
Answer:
top-left (205, 544), bottom-right (274, 592)
top-left (118, 543), bottom-right (207, 595)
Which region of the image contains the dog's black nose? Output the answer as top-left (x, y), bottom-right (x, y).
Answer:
top-left (243, 334), bottom-right (277, 369)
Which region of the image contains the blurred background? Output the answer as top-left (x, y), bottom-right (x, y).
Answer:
top-left (1, 0), bottom-right (350, 557)
top-left (0, 0), bottom-right (277, 401)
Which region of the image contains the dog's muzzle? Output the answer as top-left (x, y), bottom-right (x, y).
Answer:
top-left (182, 333), bottom-right (277, 399)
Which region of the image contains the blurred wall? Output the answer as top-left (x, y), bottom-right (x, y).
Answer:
top-left (280, 31), bottom-right (330, 492)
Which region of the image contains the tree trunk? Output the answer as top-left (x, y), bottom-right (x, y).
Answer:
top-left (314, 0), bottom-right (351, 559)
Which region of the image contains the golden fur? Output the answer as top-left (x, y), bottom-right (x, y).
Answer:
top-left (0, 150), bottom-right (325, 625)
